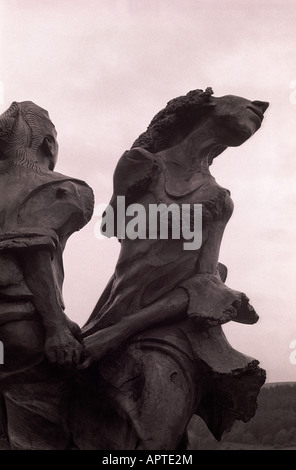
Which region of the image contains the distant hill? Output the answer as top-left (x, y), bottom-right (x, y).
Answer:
top-left (188, 382), bottom-right (296, 450)
top-left (264, 381), bottom-right (296, 388)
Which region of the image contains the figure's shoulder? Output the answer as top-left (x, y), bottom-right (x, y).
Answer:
top-left (51, 172), bottom-right (95, 202)
top-left (22, 171), bottom-right (94, 205)
top-left (113, 147), bottom-right (160, 196)
top-left (18, 172), bottom-right (94, 233)
top-left (117, 147), bottom-right (158, 164)
top-left (41, 170), bottom-right (93, 190)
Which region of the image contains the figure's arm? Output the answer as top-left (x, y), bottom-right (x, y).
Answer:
top-left (20, 248), bottom-right (83, 367)
top-left (81, 288), bottom-right (189, 366)
top-left (81, 269), bottom-right (258, 367)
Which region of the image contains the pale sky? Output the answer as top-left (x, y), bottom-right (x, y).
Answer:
top-left (1, 0), bottom-right (296, 382)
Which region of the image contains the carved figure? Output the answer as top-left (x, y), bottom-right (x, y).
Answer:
top-left (0, 101), bottom-right (93, 448)
top-left (72, 88), bottom-right (269, 449)
top-left (0, 89), bottom-right (269, 450)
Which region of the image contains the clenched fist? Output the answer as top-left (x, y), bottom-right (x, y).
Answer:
top-left (44, 326), bottom-right (83, 367)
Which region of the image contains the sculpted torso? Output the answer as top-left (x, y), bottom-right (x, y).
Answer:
top-left (84, 93), bottom-right (269, 344)
top-left (101, 156), bottom-right (234, 320)
top-left (0, 101), bottom-right (94, 374)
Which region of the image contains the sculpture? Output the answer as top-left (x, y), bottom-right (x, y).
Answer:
top-left (0, 101), bottom-right (94, 448)
top-left (0, 89), bottom-right (269, 450)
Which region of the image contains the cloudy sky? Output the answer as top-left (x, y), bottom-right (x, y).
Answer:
top-left (1, 0), bottom-right (296, 382)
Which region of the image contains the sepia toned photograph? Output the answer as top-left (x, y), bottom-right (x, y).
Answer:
top-left (0, 0), bottom-right (295, 455)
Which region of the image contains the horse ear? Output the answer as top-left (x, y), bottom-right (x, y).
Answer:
top-left (38, 136), bottom-right (58, 170)
top-left (40, 136), bottom-right (56, 158)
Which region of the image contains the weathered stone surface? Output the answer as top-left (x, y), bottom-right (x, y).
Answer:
top-left (0, 90), bottom-right (269, 449)
top-left (0, 101), bottom-right (93, 448)
top-left (76, 90), bottom-right (268, 449)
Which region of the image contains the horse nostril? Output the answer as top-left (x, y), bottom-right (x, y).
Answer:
top-left (251, 100), bottom-right (269, 114)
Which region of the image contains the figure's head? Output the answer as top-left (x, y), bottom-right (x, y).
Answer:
top-left (132, 87), bottom-right (216, 152)
top-left (0, 101), bottom-right (58, 170)
top-left (132, 88), bottom-right (269, 163)
top-left (209, 94), bottom-right (269, 148)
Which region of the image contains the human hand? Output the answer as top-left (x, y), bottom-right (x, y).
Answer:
top-left (44, 326), bottom-right (83, 367)
top-left (77, 328), bottom-right (116, 369)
